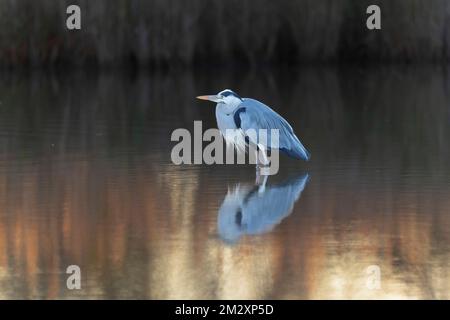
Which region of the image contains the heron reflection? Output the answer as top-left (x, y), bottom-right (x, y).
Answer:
top-left (218, 174), bottom-right (309, 244)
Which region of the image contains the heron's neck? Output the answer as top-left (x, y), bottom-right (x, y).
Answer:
top-left (218, 101), bottom-right (241, 115)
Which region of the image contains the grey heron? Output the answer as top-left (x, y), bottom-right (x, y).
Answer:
top-left (217, 174), bottom-right (310, 244)
top-left (197, 89), bottom-right (310, 172)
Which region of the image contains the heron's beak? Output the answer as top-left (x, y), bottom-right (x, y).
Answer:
top-left (196, 95), bottom-right (221, 103)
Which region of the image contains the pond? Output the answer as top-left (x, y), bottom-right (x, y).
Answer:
top-left (0, 66), bottom-right (449, 299)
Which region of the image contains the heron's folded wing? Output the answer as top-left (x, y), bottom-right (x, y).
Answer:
top-left (234, 98), bottom-right (310, 160)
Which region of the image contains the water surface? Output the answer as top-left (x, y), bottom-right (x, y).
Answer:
top-left (0, 67), bottom-right (449, 299)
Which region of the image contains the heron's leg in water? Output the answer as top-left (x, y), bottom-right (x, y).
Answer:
top-left (255, 167), bottom-right (260, 184)
top-left (255, 169), bottom-right (269, 186)
top-left (256, 175), bottom-right (268, 193)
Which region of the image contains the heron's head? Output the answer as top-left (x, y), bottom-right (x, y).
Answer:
top-left (196, 89), bottom-right (243, 107)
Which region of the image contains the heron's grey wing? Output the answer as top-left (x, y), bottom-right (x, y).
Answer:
top-left (241, 174), bottom-right (309, 234)
top-left (234, 98), bottom-right (310, 160)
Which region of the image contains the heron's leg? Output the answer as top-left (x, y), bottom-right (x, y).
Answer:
top-left (256, 144), bottom-right (271, 176)
top-left (257, 175), bottom-right (268, 193)
top-left (256, 144), bottom-right (270, 167)
top-left (254, 147), bottom-right (260, 169)
top-left (254, 146), bottom-right (261, 181)
top-left (255, 169), bottom-right (269, 187)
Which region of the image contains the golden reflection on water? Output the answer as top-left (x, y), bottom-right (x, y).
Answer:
top-left (0, 153), bottom-right (449, 299)
top-left (0, 68), bottom-right (450, 299)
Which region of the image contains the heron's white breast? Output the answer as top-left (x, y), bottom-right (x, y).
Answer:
top-left (215, 104), bottom-right (246, 152)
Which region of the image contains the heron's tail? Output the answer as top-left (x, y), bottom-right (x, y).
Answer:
top-left (281, 136), bottom-right (310, 161)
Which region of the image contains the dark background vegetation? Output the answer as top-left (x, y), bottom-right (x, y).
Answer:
top-left (1, 0), bottom-right (450, 68)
